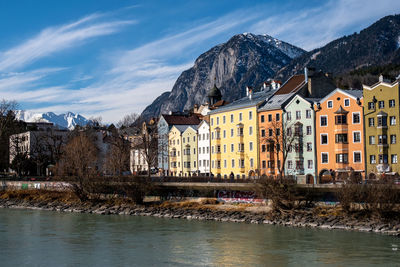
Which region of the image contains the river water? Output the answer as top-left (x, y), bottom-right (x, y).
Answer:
top-left (0, 208), bottom-right (399, 266)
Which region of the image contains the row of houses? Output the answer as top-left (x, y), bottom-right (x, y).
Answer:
top-left (157, 68), bottom-right (400, 183)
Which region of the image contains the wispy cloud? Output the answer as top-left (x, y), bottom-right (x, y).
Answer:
top-left (0, 13), bottom-right (136, 71)
top-left (250, 0), bottom-right (400, 50)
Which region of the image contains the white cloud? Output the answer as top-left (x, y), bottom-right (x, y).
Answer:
top-left (0, 13), bottom-right (136, 71)
top-left (250, 0), bottom-right (400, 50)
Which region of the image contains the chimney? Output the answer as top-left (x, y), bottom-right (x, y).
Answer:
top-left (246, 86), bottom-right (250, 96)
top-left (379, 74), bottom-right (384, 82)
top-left (304, 67), bottom-right (308, 83)
top-left (249, 88), bottom-right (253, 100)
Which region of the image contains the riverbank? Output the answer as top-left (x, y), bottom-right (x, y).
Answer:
top-left (0, 190), bottom-right (399, 236)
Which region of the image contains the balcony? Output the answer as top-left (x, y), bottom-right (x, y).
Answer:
top-left (376, 164), bottom-right (390, 173)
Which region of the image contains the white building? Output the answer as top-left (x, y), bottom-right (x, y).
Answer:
top-left (197, 120), bottom-right (211, 175)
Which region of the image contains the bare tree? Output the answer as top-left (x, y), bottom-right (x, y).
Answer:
top-left (131, 122), bottom-right (158, 177)
top-left (261, 119), bottom-right (302, 179)
top-left (117, 113), bottom-right (139, 129)
top-left (0, 100), bottom-right (23, 171)
top-left (104, 132), bottom-right (130, 176)
top-left (56, 132), bottom-right (98, 200)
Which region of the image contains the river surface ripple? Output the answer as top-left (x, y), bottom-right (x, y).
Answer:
top-left (0, 208), bottom-right (399, 266)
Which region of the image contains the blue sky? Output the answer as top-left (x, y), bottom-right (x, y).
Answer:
top-left (1, 0), bottom-right (400, 122)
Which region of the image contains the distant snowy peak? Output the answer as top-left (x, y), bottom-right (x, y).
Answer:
top-left (15, 110), bottom-right (90, 130)
top-left (241, 33), bottom-right (305, 59)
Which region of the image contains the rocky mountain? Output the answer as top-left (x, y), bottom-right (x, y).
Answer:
top-left (276, 14), bottom-right (400, 81)
top-left (15, 111), bottom-right (90, 130)
top-left (140, 33), bottom-right (305, 120)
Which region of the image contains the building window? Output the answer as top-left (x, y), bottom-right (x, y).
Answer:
top-left (224, 160), bottom-right (227, 168)
top-left (249, 126), bottom-right (253, 135)
top-left (262, 160), bottom-right (266, 169)
top-left (287, 160), bottom-right (293, 169)
top-left (378, 135), bottom-right (387, 145)
top-left (223, 130), bottom-right (226, 139)
top-left (353, 132), bottom-right (361, 143)
top-left (389, 99), bottom-right (395, 107)
top-left (377, 116), bottom-right (387, 127)
top-left (287, 112), bottom-right (292, 121)
top-left (391, 154), bottom-right (398, 164)
top-left (327, 100), bottom-right (333, 108)
top-left (321, 153), bottom-right (328, 163)
top-left (231, 144), bottom-right (234, 152)
top-left (231, 128), bottom-right (234, 137)
top-left (336, 153), bottom-right (348, 163)
top-left (268, 129), bottom-right (273, 137)
top-left (368, 118), bottom-right (374, 127)
top-left (390, 116), bottom-right (396, 126)
top-left (249, 111), bottom-right (253, 120)
top-left (261, 144), bottom-right (266, 152)
top-left (308, 160), bottom-right (313, 169)
top-left (261, 115), bottom-right (265, 123)
top-left (335, 115), bottom-right (347, 125)
top-left (335, 133), bottom-right (348, 144)
top-left (370, 155), bottom-right (376, 164)
top-left (268, 160), bottom-right (275, 169)
top-left (250, 158), bottom-right (254, 168)
top-left (296, 160), bottom-right (303, 170)
top-left (320, 116), bottom-right (327, 126)
top-left (249, 142), bottom-right (253, 151)
top-left (230, 114), bottom-right (234, 123)
top-left (239, 159), bottom-right (245, 168)
top-left (223, 144), bottom-right (226, 153)
top-left (296, 111), bottom-right (301, 120)
top-left (321, 134), bottom-right (328, 144)
top-left (391, 135), bottom-right (396, 144)
top-left (232, 159), bottom-right (235, 168)
top-left (368, 102), bottom-right (375, 110)
top-left (239, 113), bottom-right (243, 121)
top-left (353, 113), bottom-right (360, 124)
top-left (261, 129), bottom-right (266, 137)
top-left (306, 126), bottom-right (312, 135)
top-left (354, 152), bottom-right (361, 163)
top-left (211, 118), bottom-right (214, 126)
top-left (223, 116), bottom-right (226, 124)
top-left (344, 98), bottom-right (350, 107)
top-left (379, 154), bottom-right (388, 164)
top-left (369, 136), bottom-right (375, 145)
top-left (306, 110), bottom-right (311, 119)
top-left (307, 142), bottom-right (312, 151)
top-left (276, 128), bottom-right (280, 136)
top-left (238, 143), bottom-right (244, 152)
top-left (238, 127), bottom-right (244, 136)
top-left (217, 160), bottom-right (221, 168)
top-left (217, 117), bottom-right (219, 125)
top-left (276, 113), bottom-right (280, 121)
top-left (378, 101), bottom-right (384, 109)
top-left (268, 114), bottom-right (272, 122)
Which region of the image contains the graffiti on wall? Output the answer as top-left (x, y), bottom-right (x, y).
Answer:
top-left (217, 190), bottom-right (263, 203)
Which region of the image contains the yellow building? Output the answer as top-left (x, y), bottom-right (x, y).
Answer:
top-left (363, 76), bottom-right (400, 177)
top-left (168, 125), bottom-right (198, 176)
top-left (181, 126), bottom-right (198, 176)
top-left (208, 90), bottom-right (273, 178)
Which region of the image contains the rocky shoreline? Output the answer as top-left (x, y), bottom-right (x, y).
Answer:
top-left (0, 198), bottom-right (399, 236)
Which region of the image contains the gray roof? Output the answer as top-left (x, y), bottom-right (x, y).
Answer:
top-left (258, 93), bottom-right (295, 111)
top-left (342, 89), bottom-right (363, 99)
top-left (173, 125), bottom-right (197, 133)
top-left (304, 98), bottom-right (321, 103)
top-left (208, 90), bottom-right (274, 115)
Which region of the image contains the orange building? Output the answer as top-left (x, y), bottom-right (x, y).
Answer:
top-left (315, 89), bottom-right (364, 182)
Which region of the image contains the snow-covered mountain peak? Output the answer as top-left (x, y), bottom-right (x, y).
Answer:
top-left (15, 110), bottom-right (90, 130)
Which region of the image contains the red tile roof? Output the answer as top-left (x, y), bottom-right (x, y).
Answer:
top-left (274, 74), bottom-right (306, 95)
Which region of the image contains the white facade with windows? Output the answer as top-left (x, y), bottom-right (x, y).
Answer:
top-left (197, 120), bottom-right (211, 175)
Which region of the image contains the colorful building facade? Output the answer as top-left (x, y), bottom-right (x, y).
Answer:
top-left (209, 91), bottom-right (274, 178)
top-left (315, 89), bottom-right (364, 182)
top-left (283, 95), bottom-right (318, 184)
top-left (363, 78), bottom-right (400, 177)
